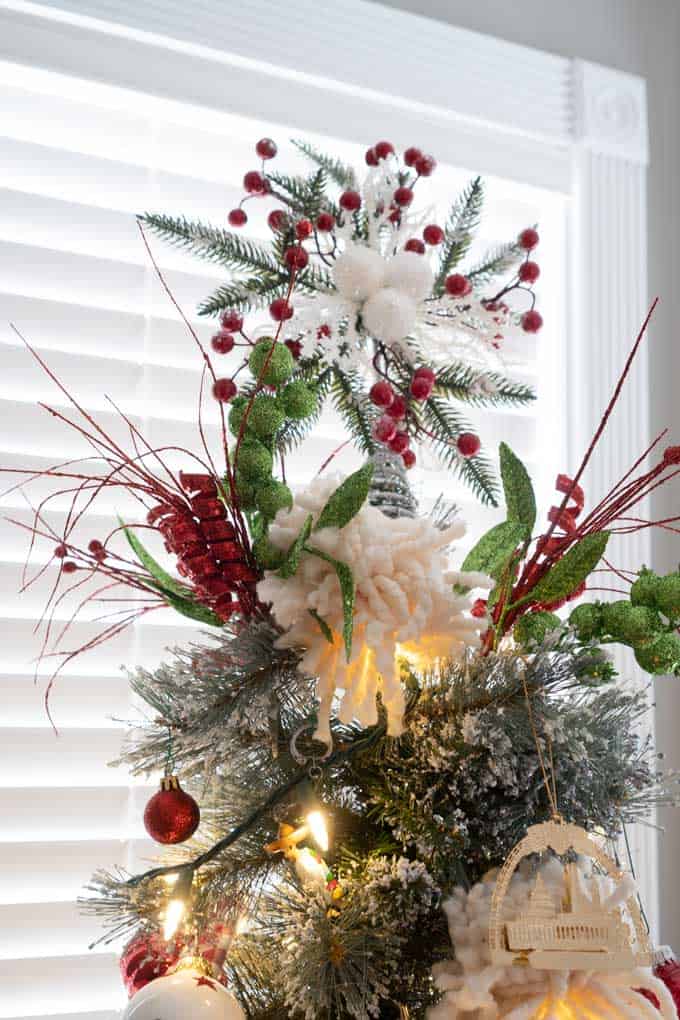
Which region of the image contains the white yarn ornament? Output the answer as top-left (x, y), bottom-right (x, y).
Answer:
top-left (384, 250), bottom-right (435, 301)
top-left (332, 243), bottom-right (386, 302)
top-left (257, 475), bottom-right (490, 744)
top-left (362, 287), bottom-right (418, 344)
top-left (428, 861), bottom-right (675, 1020)
top-left (123, 967), bottom-right (245, 1020)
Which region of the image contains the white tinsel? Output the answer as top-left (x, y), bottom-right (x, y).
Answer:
top-left (429, 860), bottom-right (675, 1020)
top-left (257, 475), bottom-right (490, 743)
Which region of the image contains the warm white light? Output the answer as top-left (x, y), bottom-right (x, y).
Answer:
top-left (163, 897), bottom-right (186, 940)
top-left (162, 872), bottom-right (179, 887)
top-left (306, 809), bottom-right (329, 852)
top-left (294, 847), bottom-right (328, 889)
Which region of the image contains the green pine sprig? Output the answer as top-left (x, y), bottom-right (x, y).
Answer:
top-left (467, 238), bottom-right (524, 287)
top-left (292, 139), bottom-right (358, 190)
top-left (139, 212), bottom-right (279, 275)
top-left (433, 176), bottom-right (484, 294)
top-left (423, 396), bottom-right (500, 506)
top-left (330, 367), bottom-right (375, 455)
top-left (434, 364), bottom-right (535, 407)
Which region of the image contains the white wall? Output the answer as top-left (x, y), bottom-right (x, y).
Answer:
top-left (374, 0), bottom-right (680, 949)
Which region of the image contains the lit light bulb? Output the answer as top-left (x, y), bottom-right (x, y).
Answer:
top-left (306, 809), bottom-right (329, 852)
top-left (162, 872), bottom-right (179, 887)
top-left (163, 897), bottom-right (186, 940)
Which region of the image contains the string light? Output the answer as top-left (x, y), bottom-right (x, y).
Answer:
top-left (163, 897), bottom-right (186, 940)
top-left (161, 869), bottom-right (193, 941)
top-left (306, 809), bottom-right (329, 852)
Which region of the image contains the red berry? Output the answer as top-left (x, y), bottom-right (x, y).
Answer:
top-left (471, 598), bottom-right (488, 619)
top-left (228, 208), bottom-right (247, 227)
top-left (518, 227), bottom-right (539, 250)
top-left (413, 366), bottom-right (436, 386)
top-left (267, 209), bottom-right (287, 231)
top-left (221, 310), bottom-right (243, 332)
top-left (410, 375), bottom-right (434, 401)
top-left (269, 298), bottom-right (294, 321)
top-left (339, 190), bottom-right (361, 212)
top-left (284, 246), bottom-right (309, 270)
top-left (457, 432), bottom-right (481, 458)
top-left (369, 380), bottom-right (394, 408)
top-left (521, 309), bottom-right (543, 333)
top-left (445, 273), bottom-right (471, 297)
top-left (212, 378), bottom-right (238, 402)
top-left (404, 146), bottom-right (422, 167)
top-left (518, 260), bottom-right (540, 284)
top-left (88, 539), bottom-right (104, 554)
top-left (423, 224), bottom-right (444, 246)
top-left (211, 331), bottom-right (235, 354)
top-left (62, 560), bottom-right (77, 574)
top-left (54, 543), bottom-right (67, 558)
top-left (316, 212), bottom-right (335, 232)
top-left (243, 170), bottom-right (266, 194)
top-left (365, 147), bottom-right (378, 166)
top-left (404, 238), bottom-right (425, 254)
top-left (388, 207), bottom-right (401, 225)
top-left (414, 154), bottom-right (436, 176)
top-left (373, 415), bottom-right (397, 443)
top-left (393, 186), bottom-right (414, 208)
top-left (386, 394), bottom-right (407, 420)
top-left (295, 219), bottom-right (313, 240)
top-left (285, 339), bottom-right (303, 360)
top-left (255, 137), bottom-right (277, 160)
top-left (374, 140), bottom-right (394, 160)
top-left (388, 431), bottom-right (410, 454)
top-left (402, 449), bottom-right (417, 469)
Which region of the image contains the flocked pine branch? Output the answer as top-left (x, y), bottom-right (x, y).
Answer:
top-left (423, 395), bottom-right (500, 506)
top-left (467, 237), bottom-right (525, 287)
top-left (293, 138), bottom-right (358, 191)
top-left (330, 368), bottom-right (376, 456)
top-left (433, 175), bottom-right (484, 294)
top-left (434, 363), bottom-right (535, 407)
top-left (138, 212), bottom-right (280, 275)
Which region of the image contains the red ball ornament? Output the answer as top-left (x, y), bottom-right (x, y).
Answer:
top-left (652, 946), bottom-right (680, 1013)
top-left (212, 378), bottom-right (238, 403)
top-left (221, 310), bottom-right (243, 332)
top-left (143, 775), bottom-right (200, 845)
top-left (388, 431), bottom-right (410, 455)
top-left (445, 273), bottom-right (471, 297)
top-left (243, 170), bottom-right (266, 194)
top-left (404, 238), bottom-right (425, 254)
top-left (284, 246), bottom-right (309, 270)
top-left (414, 153), bottom-right (436, 176)
top-left (404, 146), bottom-right (422, 166)
top-left (339, 190), bottom-right (362, 212)
top-left (295, 218), bottom-right (313, 240)
top-left (120, 932), bottom-right (183, 997)
top-left (369, 380), bottom-right (394, 408)
top-left (267, 209), bottom-right (287, 232)
top-left (518, 260), bottom-right (540, 284)
top-left (269, 297), bottom-right (294, 321)
top-left (316, 212), bottom-right (335, 232)
top-left (457, 432), bottom-right (481, 458)
top-left (521, 309), bottom-right (544, 333)
top-left (393, 186), bottom-right (414, 207)
top-left (386, 394), bottom-right (407, 420)
top-left (228, 208), bottom-right (247, 228)
top-left (365, 147), bottom-right (378, 166)
top-left (255, 137), bottom-right (277, 160)
top-left (211, 331), bottom-right (235, 354)
top-left (402, 448), bottom-right (416, 469)
top-left (373, 415), bottom-right (397, 444)
top-left (518, 227), bottom-right (539, 250)
top-left (423, 224), bottom-right (445, 246)
top-left (374, 140), bottom-right (394, 160)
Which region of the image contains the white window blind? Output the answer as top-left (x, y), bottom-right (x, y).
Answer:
top-left (0, 57), bottom-right (566, 1020)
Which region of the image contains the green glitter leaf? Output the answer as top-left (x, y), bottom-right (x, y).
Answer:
top-left (525, 531), bottom-right (611, 607)
top-left (305, 545), bottom-right (355, 660)
top-left (461, 520), bottom-right (529, 580)
top-left (277, 514), bottom-right (314, 579)
top-left (160, 590), bottom-right (224, 627)
top-left (499, 442), bottom-right (536, 533)
top-left (308, 608), bottom-right (334, 644)
top-left (120, 521), bottom-right (193, 600)
top-left (314, 462), bottom-right (374, 532)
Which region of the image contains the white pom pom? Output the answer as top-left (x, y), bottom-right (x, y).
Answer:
top-left (333, 243), bottom-right (386, 301)
top-left (384, 250), bottom-right (434, 301)
top-left (362, 287), bottom-right (418, 343)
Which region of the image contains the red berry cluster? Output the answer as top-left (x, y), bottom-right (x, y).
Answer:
top-left (517, 228), bottom-right (543, 334)
top-left (211, 310), bottom-right (245, 402)
top-left (227, 137), bottom-right (278, 228)
top-left (148, 472), bottom-right (257, 620)
top-left (360, 140), bottom-right (437, 228)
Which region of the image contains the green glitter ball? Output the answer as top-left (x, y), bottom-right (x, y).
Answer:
top-left (234, 471), bottom-right (257, 510)
top-left (513, 611), bottom-right (561, 648)
top-left (655, 573), bottom-right (680, 621)
top-left (228, 396), bottom-right (249, 438)
top-left (256, 480), bottom-right (293, 520)
top-left (248, 338), bottom-right (294, 387)
top-left (252, 534), bottom-right (285, 570)
top-left (281, 380), bottom-right (317, 420)
top-left (630, 567), bottom-right (660, 608)
top-left (235, 439), bottom-right (273, 481)
top-left (601, 601), bottom-right (661, 643)
top-left (569, 602), bottom-right (603, 640)
top-left (248, 394), bottom-right (286, 440)
top-left (634, 632), bottom-right (680, 674)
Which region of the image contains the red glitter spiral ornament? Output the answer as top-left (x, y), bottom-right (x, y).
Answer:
top-left (120, 932), bottom-right (184, 996)
top-left (144, 775), bottom-right (200, 845)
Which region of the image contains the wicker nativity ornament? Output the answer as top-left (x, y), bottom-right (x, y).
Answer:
top-left (488, 819), bottom-right (652, 973)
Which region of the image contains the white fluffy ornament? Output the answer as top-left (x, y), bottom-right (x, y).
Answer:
top-left (384, 250), bottom-right (435, 301)
top-left (123, 966), bottom-right (245, 1020)
top-left (362, 287), bottom-right (418, 344)
top-left (332, 242), bottom-right (386, 302)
